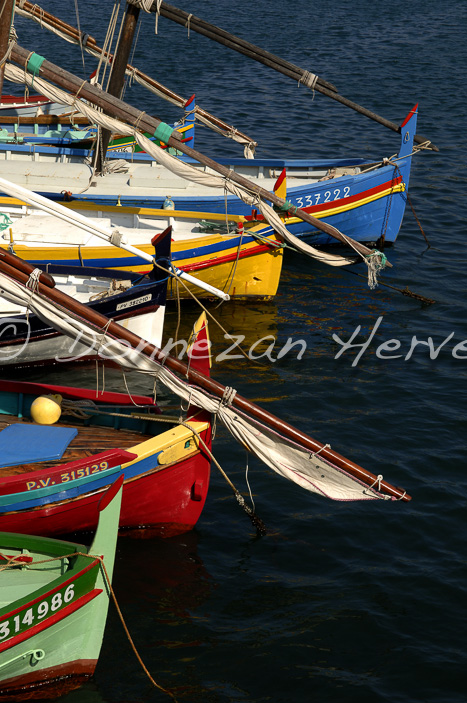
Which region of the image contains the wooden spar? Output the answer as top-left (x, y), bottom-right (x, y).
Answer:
top-left (0, 249), bottom-right (55, 287)
top-left (0, 248), bottom-right (410, 502)
top-left (157, 2), bottom-right (338, 93)
top-left (154, 2), bottom-right (438, 152)
top-left (96, 2), bottom-right (140, 172)
top-left (15, 0), bottom-right (256, 148)
top-left (9, 44), bottom-right (385, 262)
top-left (0, 0), bottom-right (15, 98)
top-left (0, 114), bottom-right (89, 125)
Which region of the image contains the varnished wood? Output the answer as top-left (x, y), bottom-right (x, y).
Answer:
top-left (96, 2), bottom-right (140, 171)
top-left (0, 252), bottom-right (411, 502)
top-left (16, 0), bottom-right (254, 145)
top-left (0, 114), bottom-right (89, 125)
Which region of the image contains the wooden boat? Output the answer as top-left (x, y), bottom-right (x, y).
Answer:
top-left (0, 248), bottom-right (411, 510)
top-left (0, 94), bottom-right (195, 154)
top-left (0, 93), bottom-right (62, 116)
top-left (0, 203), bottom-right (284, 301)
top-left (0, 475), bottom-right (122, 700)
top-left (0, 231), bottom-right (170, 367)
top-left (0, 104), bottom-right (418, 247)
top-left (0, 374), bottom-right (212, 538)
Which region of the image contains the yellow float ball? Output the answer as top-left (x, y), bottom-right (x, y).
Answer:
top-left (30, 394), bottom-right (63, 425)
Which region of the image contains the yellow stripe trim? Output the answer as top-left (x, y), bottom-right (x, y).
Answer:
top-left (123, 420), bottom-right (209, 463)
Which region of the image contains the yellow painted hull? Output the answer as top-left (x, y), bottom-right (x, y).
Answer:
top-left (3, 230), bottom-right (283, 301)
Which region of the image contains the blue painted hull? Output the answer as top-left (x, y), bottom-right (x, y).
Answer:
top-left (0, 106), bottom-right (418, 246)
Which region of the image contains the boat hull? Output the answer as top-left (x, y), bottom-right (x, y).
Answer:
top-left (0, 379), bottom-right (212, 538)
top-left (0, 480), bottom-right (122, 700)
top-left (0, 106), bottom-right (418, 246)
top-left (0, 433), bottom-right (212, 539)
top-left (1, 232), bottom-right (283, 301)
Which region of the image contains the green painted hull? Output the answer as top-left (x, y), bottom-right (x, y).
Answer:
top-left (0, 479), bottom-right (122, 700)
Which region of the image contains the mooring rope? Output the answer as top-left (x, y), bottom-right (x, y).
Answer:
top-left (1, 550), bottom-right (178, 700)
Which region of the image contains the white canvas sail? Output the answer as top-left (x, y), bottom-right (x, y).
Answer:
top-left (4, 63), bottom-right (359, 269)
top-left (0, 265), bottom-right (403, 503)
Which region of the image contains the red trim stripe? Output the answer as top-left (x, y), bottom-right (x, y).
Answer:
top-left (180, 242), bottom-right (278, 273)
top-left (0, 589), bottom-right (103, 654)
top-left (0, 559), bottom-right (100, 623)
top-left (400, 104), bottom-right (418, 128)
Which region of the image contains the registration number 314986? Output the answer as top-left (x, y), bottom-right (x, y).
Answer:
top-left (0, 583), bottom-right (75, 640)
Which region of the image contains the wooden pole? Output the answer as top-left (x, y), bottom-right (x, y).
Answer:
top-left (9, 43), bottom-right (385, 262)
top-left (0, 0), bottom-right (15, 98)
top-left (16, 0), bottom-right (256, 148)
top-left (95, 2), bottom-right (140, 172)
top-left (0, 247), bottom-right (410, 502)
top-left (154, 2), bottom-right (438, 151)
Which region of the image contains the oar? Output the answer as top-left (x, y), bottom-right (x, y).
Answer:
top-left (0, 175), bottom-right (231, 301)
top-left (9, 44), bottom-right (387, 265)
top-left (153, 2), bottom-right (438, 151)
top-left (0, 247), bottom-right (410, 503)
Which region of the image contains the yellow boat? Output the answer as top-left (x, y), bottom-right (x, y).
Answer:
top-left (0, 198), bottom-right (284, 301)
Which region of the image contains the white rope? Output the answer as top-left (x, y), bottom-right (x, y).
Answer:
top-left (220, 386), bottom-right (237, 408)
top-left (24, 268), bottom-right (41, 320)
top-left (299, 70), bottom-right (318, 90)
top-left (154, 0), bottom-right (162, 33)
top-left (73, 0), bottom-right (87, 76)
top-left (369, 474), bottom-right (384, 491)
top-left (185, 13), bottom-right (193, 38)
top-left (13, 4), bottom-right (258, 146)
top-left (310, 443), bottom-right (331, 459)
top-left (0, 272), bottom-right (391, 502)
top-left (4, 63), bottom-right (362, 271)
top-left (25, 268), bottom-right (41, 290)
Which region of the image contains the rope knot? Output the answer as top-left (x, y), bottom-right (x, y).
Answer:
top-left (220, 386), bottom-right (237, 408)
top-left (298, 70), bottom-right (318, 90)
top-left (365, 250), bottom-right (387, 289)
top-left (370, 474), bottom-right (384, 491)
top-left (26, 268), bottom-right (41, 291)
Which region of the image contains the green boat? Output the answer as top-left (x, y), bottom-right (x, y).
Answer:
top-left (0, 475), bottom-right (123, 701)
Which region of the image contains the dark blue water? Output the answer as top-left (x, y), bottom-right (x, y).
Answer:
top-left (9, 1), bottom-right (467, 701)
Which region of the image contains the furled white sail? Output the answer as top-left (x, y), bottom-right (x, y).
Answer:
top-left (4, 63), bottom-right (359, 269)
top-left (0, 267), bottom-right (389, 502)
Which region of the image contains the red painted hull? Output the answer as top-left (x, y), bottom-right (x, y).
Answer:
top-left (0, 424), bottom-right (212, 539)
top-left (0, 659), bottom-right (96, 701)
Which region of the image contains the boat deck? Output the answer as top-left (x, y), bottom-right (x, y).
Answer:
top-left (0, 414), bottom-right (153, 477)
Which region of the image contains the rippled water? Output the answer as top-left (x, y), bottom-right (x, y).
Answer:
top-left (9, 1), bottom-right (467, 701)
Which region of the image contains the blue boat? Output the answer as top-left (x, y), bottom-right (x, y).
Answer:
top-left (0, 104), bottom-right (418, 246)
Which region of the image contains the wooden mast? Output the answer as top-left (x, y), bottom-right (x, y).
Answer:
top-left (15, 0), bottom-right (257, 149)
top-left (9, 43), bottom-right (386, 262)
top-left (0, 0), bottom-right (15, 98)
top-left (0, 247), bottom-right (411, 502)
top-left (153, 2), bottom-right (438, 151)
top-left (95, 1), bottom-right (140, 172)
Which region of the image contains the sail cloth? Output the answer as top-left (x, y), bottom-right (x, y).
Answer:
top-left (13, 1), bottom-right (258, 156)
top-left (0, 269), bottom-right (388, 502)
top-left (3, 63), bottom-right (358, 269)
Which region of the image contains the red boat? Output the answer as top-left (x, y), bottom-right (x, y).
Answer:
top-left (0, 315), bottom-right (213, 538)
top-left (0, 376), bottom-right (212, 538)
